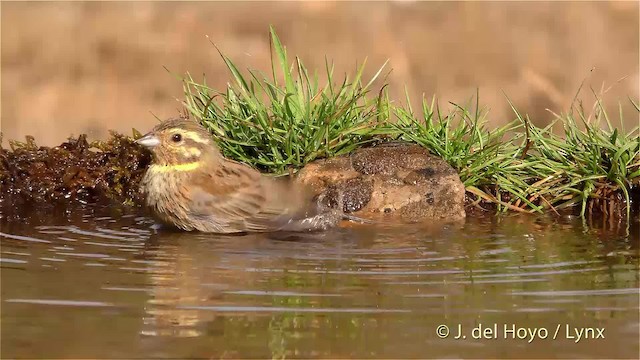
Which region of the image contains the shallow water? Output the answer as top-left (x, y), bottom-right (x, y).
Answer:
top-left (1, 204), bottom-right (638, 358)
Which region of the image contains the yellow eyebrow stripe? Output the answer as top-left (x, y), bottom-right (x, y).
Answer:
top-left (149, 162), bottom-right (201, 173)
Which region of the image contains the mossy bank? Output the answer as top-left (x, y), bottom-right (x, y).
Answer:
top-left (1, 28), bottom-right (638, 220)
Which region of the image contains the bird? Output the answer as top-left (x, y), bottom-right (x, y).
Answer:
top-left (136, 117), bottom-right (344, 233)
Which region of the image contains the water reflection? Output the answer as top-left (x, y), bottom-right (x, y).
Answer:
top-left (1, 204), bottom-right (638, 358)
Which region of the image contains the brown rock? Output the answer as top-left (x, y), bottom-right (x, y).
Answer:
top-left (296, 142), bottom-right (466, 222)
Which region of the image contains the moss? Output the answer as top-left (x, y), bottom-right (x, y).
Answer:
top-left (0, 132), bottom-right (151, 207)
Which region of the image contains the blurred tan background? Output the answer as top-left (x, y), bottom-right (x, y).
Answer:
top-left (1, 1), bottom-right (638, 146)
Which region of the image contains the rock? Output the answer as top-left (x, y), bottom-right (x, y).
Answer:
top-left (296, 142), bottom-right (466, 222)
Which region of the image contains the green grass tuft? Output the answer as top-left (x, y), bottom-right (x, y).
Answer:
top-left (183, 27), bottom-right (390, 173)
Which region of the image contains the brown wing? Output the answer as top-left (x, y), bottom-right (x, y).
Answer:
top-left (188, 159), bottom-right (340, 232)
top-left (186, 160), bottom-right (292, 232)
top-left (244, 177), bottom-right (343, 232)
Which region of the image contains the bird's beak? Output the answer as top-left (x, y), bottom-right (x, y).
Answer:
top-left (135, 133), bottom-right (161, 148)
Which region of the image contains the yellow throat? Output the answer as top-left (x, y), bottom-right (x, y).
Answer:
top-left (149, 161), bottom-right (201, 173)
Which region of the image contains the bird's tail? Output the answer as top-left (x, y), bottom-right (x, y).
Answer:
top-left (274, 210), bottom-right (341, 232)
top-left (273, 189), bottom-right (375, 232)
top-left (276, 209), bottom-right (373, 233)
top-left (341, 213), bottom-right (374, 224)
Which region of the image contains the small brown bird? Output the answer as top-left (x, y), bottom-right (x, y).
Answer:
top-left (136, 117), bottom-right (342, 233)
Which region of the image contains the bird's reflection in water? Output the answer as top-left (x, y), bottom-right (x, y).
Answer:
top-left (137, 218), bottom-right (464, 343)
top-left (138, 226), bottom-right (362, 338)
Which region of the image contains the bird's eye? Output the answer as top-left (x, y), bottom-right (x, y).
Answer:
top-left (172, 134), bottom-right (182, 143)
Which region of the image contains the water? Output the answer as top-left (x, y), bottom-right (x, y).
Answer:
top-left (1, 204), bottom-right (638, 358)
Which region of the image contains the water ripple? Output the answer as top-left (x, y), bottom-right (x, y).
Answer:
top-left (512, 288), bottom-right (640, 296)
top-left (0, 232), bottom-right (51, 244)
top-left (177, 305), bottom-right (410, 313)
top-left (5, 299), bottom-right (115, 307)
top-left (226, 290), bottom-right (343, 297)
top-left (0, 258), bottom-right (28, 264)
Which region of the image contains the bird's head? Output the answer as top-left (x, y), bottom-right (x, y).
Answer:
top-left (136, 118), bottom-right (221, 167)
